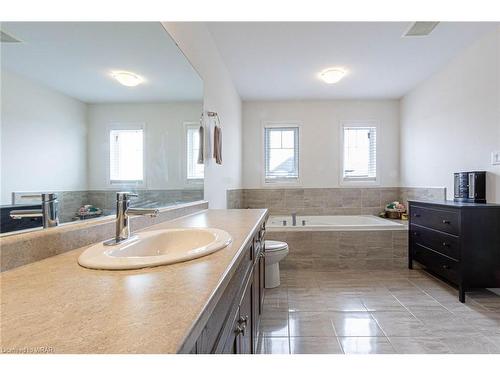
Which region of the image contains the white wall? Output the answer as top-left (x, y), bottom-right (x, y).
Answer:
top-left (86, 102), bottom-right (202, 190)
top-left (241, 100), bottom-right (400, 188)
top-left (162, 22), bottom-right (243, 208)
top-left (0, 70), bottom-right (88, 204)
top-left (400, 27), bottom-right (500, 203)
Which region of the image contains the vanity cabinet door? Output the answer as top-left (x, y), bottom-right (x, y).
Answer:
top-left (252, 260), bottom-right (260, 353)
top-left (222, 312), bottom-right (241, 354)
top-left (239, 273), bottom-right (253, 354)
top-left (259, 252), bottom-right (265, 313)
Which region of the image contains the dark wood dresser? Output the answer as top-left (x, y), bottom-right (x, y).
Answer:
top-left (408, 200), bottom-right (500, 302)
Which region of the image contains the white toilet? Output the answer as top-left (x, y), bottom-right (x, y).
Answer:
top-left (264, 240), bottom-right (289, 288)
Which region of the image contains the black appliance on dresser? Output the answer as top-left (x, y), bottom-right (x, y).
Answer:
top-left (408, 200), bottom-right (500, 302)
top-left (454, 171), bottom-right (486, 203)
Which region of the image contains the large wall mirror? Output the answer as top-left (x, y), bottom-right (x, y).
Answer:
top-left (1, 22), bottom-right (204, 234)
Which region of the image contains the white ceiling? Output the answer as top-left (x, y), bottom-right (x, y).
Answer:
top-left (1, 22), bottom-right (203, 103)
top-left (207, 22), bottom-right (497, 100)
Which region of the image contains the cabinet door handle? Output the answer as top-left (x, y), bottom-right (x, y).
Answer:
top-left (413, 214), bottom-right (421, 218)
top-left (238, 315), bottom-right (248, 327)
top-left (413, 231), bottom-right (419, 236)
top-left (442, 220), bottom-right (450, 224)
top-left (442, 264), bottom-right (450, 270)
top-left (442, 242), bottom-right (450, 247)
top-left (235, 325), bottom-right (245, 336)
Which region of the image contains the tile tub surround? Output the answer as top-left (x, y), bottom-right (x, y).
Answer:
top-left (257, 268), bottom-right (500, 354)
top-left (227, 187), bottom-right (446, 214)
top-left (266, 229), bottom-right (408, 271)
top-left (0, 209), bottom-right (268, 353)
top-left (0, 201), bottom-right (208, 272)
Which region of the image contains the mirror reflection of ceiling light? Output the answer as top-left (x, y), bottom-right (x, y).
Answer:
top-left (318, 68), bottom-right (347, 84)
top-left (111, 71), bottom-right (144, 87)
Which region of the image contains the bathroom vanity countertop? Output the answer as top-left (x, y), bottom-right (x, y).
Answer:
top-left (0, 208), bottom-right (268, 354)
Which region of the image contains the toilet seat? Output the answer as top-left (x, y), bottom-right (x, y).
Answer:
top-left (265, 240), bottom-right (288, 253)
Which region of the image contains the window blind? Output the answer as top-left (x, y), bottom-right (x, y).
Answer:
top-left (343, 126), bottom-right (376, 180)
top-left (186, 125), bottom-right (204, 180)
top-left (264, 126), bottom-right (299, 182)
top-left (109, 129), bottom-right (144, 183)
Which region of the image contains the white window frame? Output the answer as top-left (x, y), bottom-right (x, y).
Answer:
top-left (339, 121), bottom-right (379, 186)
top-left (261, 121), bottom-right (302, 187)
top-left (106, 122), bottom-right (146, 188)
top-left (184, 122), bottom-right (204, 185)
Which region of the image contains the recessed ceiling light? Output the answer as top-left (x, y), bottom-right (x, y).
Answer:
top-left (318, 68), bottom-right (347, 84)
top-left (111, 71), bottom-right (144, 87)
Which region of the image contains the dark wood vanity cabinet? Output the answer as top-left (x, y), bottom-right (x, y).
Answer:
top-left (185, 220), bottom-right (266, 354)
top-left (408, 200), bottom-right (500, 302)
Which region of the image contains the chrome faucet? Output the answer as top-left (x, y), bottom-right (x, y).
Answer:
top-left (291, 212), bottom-right (297, 226)
top-left (10, 193), bottom-right (59, 228)
top-left (104, 192), bottom-right (159, 246)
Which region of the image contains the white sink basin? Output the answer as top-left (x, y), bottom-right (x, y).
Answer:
top-left (78, 228), bottom-right (232, 270)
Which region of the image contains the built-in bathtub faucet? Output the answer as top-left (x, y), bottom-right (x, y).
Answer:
top-left (10, 193), bottom-right (59, 228)
top-left (291, 212), bottom-right (297, 226)
top-left (104, 192), bottom-right (159, 246)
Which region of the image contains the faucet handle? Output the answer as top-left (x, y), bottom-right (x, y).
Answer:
top-left (41, 193), bottom-right (58, 202)
top-left (116, 192), bottom-right (138, 201)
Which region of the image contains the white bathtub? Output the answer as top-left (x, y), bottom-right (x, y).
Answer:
top-left (266, 215), bottom-right (406, 231)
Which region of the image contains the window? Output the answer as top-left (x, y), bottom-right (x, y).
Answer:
top-left (342, 125), bottom-right (377, 181)
top-left (264, 126), bottom-right (299, 183)
top-left (109, 128), bottom-right (144, 183)
top-left (186, 124), bottom-right (204, 180)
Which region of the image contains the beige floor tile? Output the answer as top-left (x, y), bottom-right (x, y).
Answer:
top-left (371, 311), bottom-right (430, 337)
top-left (361, 296), bottom-right (407, 312)
top-left (339, 337), bottom-right (396, 354)
top-left (322, 296), bottom-right (368, 312)
top-left (260, 268), bottom-right (500, 354)
top-left (290, 337), bottom-right (343, 354)
top-left (260, 310), bottom-right (289, 337)
top-left (331, 312), bottom-right (385, 337)
top-left (289, 311), bottom-right (336, 337)
top-left (388, 337), bottom-right (452, 354)
top-left (258, 337), bottom-right (290, 354)
top-left (441, 335), bottom-right (500, 354)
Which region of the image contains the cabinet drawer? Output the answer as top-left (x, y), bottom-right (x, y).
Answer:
top-left (410, 205), bottom-right (460, 235)
top-left (413, 244), bottom-right (460, 284)
top-left (410, 224), bottom-right (460, 260)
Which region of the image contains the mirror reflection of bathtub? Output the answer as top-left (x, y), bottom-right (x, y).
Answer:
top-left (0, 22), bottom-right (204, 235)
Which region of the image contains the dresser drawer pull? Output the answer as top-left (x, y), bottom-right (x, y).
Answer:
top-left (442, 242), bottom-right (450, 247)
top-left (413, 231), bottom-right (419, 236)
top-left (442, 264), bottom-right (451, 270)
top-left (413, 214), bottom-right (421, 218)
top-left (442, 220), bottom-right (451, 224)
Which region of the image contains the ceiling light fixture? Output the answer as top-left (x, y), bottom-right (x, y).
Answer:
top-left (318, 67), bottom-right (347, 84)
top-left (111, 71), bottom-right (144, 87)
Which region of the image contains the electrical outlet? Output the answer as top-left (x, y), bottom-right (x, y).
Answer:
top-left (492, 151), bottom-right (500, 165)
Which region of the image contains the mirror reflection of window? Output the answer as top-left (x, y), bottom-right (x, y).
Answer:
top-left (109, 129), bottom-right (144, 184)
top-left (186, 124), bottom-right (204, 180)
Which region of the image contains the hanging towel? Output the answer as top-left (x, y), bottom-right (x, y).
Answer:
top-left (213, 125), bottom-right (222, 165)
top-left (197, 125), bottom-right (204, 164)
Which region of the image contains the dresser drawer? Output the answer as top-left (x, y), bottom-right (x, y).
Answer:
top-left (410, 205), bottom-right (460, 235)
top-left (413, 244), bottom-right (460, 284)
top-left (410, 224), bottom-right (460, 260)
